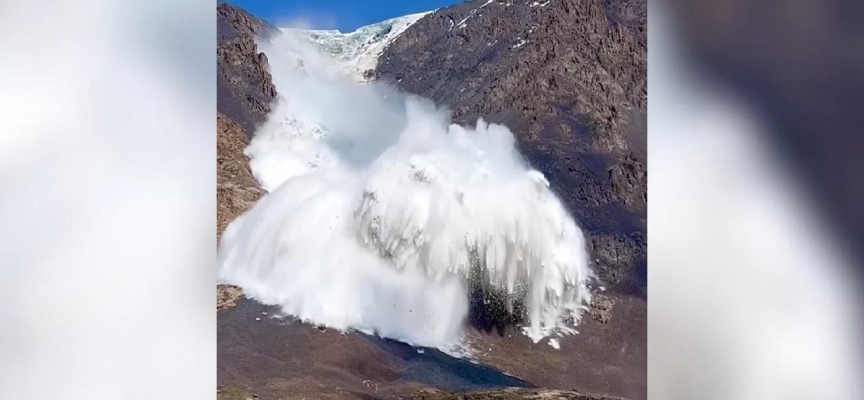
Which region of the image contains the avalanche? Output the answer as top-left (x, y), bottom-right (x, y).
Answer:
top-left (218, 14), bottom-right (594, 352)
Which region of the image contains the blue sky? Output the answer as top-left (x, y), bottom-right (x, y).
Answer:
top-left (228, 0), bottom-right (464, 32)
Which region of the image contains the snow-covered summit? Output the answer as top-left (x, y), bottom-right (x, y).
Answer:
top-left (281, 12), bottom-right (429, 82)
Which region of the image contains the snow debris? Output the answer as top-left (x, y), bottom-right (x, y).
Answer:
top-left (511, 37), bottom-right (527, 49)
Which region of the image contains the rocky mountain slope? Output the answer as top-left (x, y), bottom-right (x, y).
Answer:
top-left (409, 387), bottom-right (630, 400)
top-left (217, 2), bottom-right (279, 137)
top-left (216, 2), bottom-right (276, 309)
top-left (289, 12), bottom-right (431, 81)
top-left (375, 0), bottom-right (647, 297)
top-left (216, 1), bottom-right (646, 399)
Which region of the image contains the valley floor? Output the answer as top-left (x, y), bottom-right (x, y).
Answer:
top-left (217, 296), bottom-right (644, 400)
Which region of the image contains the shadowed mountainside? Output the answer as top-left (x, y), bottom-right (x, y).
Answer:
top-left (375, 0), bottom-right (647, 299)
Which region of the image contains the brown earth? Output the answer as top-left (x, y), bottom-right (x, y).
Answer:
top-left (216, 112), bottom-right (260, 311)
top-left (217, 297), bottom-right (641, 400)
top-left (408, 387), bottom-right (629, 400)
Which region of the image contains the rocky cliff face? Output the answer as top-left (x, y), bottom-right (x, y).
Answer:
top-left (215, 2), bottom-right (646, 399)
top-left (216, 2), bottom-right (276, 242)
top-left (375, 0), bottom-right (646, 297)
top-left (217, 2), bottom-right (279, 137)
top-left (216, 3), bottom-right (277, 310)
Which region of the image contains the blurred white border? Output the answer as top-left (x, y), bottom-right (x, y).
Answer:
top-left (0, 0), bottom-right (215, 398)
top-left (649, 2), bottom-right (863, 399)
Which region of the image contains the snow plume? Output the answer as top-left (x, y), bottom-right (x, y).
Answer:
top-left (217, 28), bottom-right (593, 351)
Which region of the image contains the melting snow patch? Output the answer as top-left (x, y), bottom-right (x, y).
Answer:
top-left (511, 38), bottom-right (527, 49)
top-left (531, 0), bottom-right (551, 6)
top-left (457, 2), bottom-right (492, 29)
top-left (548, 338), bottom-right (560, 349)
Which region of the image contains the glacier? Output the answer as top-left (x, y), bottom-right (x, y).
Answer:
top-left (280, 12), bottom-right (429, 81)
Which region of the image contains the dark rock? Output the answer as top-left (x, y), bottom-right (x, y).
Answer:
top-left (217, 3), bottom-right (279, 138)
top-left (588, 231), bottom-right (646, 296)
